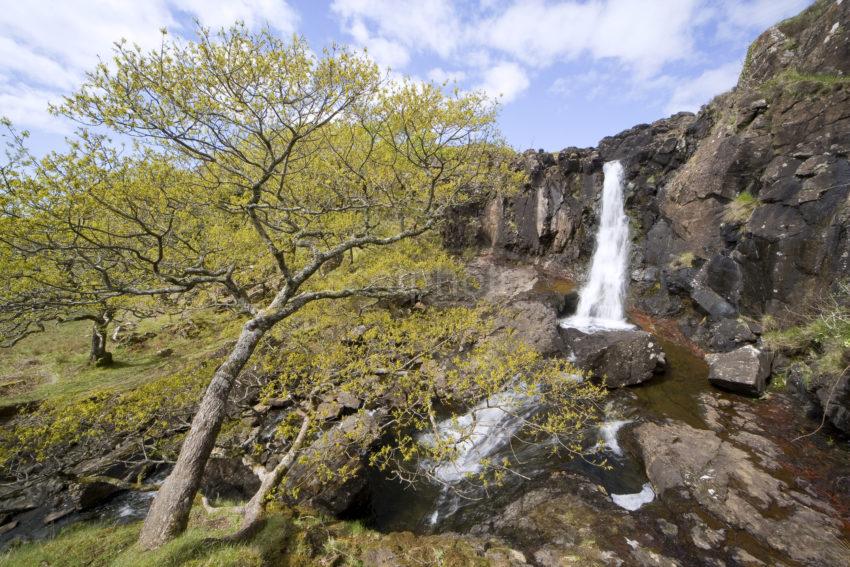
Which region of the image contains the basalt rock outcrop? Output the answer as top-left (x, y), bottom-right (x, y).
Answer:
top-left (635, 421), bottom-right (847, 566)
top-left (634, 389), bottom-right (850, 567)
top-left (559, 327), bottom-right (666, 388)
top-left (449, 0), bottom-right (850, 428)
top-left (706, 345), bottom-right (774, 396)
top-left (469, 0), bottom-right (850, 327)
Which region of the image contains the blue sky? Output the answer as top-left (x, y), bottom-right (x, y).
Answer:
top-left (1, 0), bottom-right (813, 155)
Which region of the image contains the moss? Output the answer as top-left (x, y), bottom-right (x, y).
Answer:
top-left (723, 191), bottom-right (757, 224)
top-left (777, 0), bottom-right (831, 36)
top-left (670, 251), bottom-right (696, 270)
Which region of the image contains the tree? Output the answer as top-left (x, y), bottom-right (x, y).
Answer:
top-left (48, 26), bottom-right (513, 548)
top-left (0, 126), bottom-right (203, 364)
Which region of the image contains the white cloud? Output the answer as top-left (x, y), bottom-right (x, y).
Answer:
top-left (716, 0), bottom-right (812, 39)
top-left (329, 0), bottom-right (724, 107)
top-left (171, 0), bottom-right (298, 35)
top-left (664, 60), bottom-right (742, 114)
top-left (477, 0), bottom-right (699, 77)
top-left (0, 83), bottom-right (72, 135)
top-left (477, 62), bottom-right (530, 102)
top-left (348, 18), bottom-right (410, 69)
top-left (330, 0), bottom-right (461, 60)
top-left (549, 70), bottom-right (614, 100)
top-left (0, 1), bottom-right (298, 136)
top-left (427, 68), bottom-right (467, 84)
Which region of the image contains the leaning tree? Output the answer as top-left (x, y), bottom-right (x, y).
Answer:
top-left (47, 25), bottom-right (515, 548)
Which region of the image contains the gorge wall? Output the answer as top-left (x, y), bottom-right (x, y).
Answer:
top-left (464, 0), bottom-right (850, 322)
top-left (447, 0), bottom-right (850, 428)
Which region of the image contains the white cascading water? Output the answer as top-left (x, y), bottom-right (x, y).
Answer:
top-left (561, 160), bottom-right (634, 332)
top-left (419, 390), bottom-right (534, 485)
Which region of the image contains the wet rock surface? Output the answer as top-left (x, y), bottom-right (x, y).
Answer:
top-left (634, 408), bottom-right (848, 566)
top-left (472, 472), bottom-right (678, 567)
top-left (560, 327), bottom-right (666, 387)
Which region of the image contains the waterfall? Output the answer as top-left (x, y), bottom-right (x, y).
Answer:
top-left (418, 390), bottom-right (535, 484)
top-left (562, 160), bottom-right (634, 332)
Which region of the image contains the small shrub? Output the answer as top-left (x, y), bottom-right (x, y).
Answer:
top-left (764, 282), bottom-right (850, 374)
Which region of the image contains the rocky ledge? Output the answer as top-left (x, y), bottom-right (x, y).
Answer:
top-left (634, 392), bottom-right (849, 567)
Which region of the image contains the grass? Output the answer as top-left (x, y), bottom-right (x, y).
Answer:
top-left (0, 505), bottom-right (280, 567)
top-left (758, 69), bottom-right (850, 97)
top-left (0, 308), bottom-right (244, 476)
top-left (764, 284), bottom-right (850, 374)
top-left (723, 191), bottom-right (757, 224)
top-left (0, 309), bottom-right (241, 409)
top-left (777, 0), bottom-right (831, 36)
top-left (0, 504), bottom-right (500, 567)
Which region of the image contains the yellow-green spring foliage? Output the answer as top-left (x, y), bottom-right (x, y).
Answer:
top-left (0, 359), bottom-right (218, 475)
top-left (257, 300), bottom-right (605, 489)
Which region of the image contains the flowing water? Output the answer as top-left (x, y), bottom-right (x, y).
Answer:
top-left (364, 159), bottom-right (661, 532)
top-left (561, 160), bottom-right (634, 332)
top-left (360, 157), bottom-right (850, 549)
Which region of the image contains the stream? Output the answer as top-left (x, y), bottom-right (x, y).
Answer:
top-left (354, 160), bottom-right (850, 564)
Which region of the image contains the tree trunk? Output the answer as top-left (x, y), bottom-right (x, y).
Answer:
top-left (89, 311), bottom-right (113, 366)
top-left (225, 413), bottom-right (312, 542)
top-left (138, 319), bottom-right (267, 549)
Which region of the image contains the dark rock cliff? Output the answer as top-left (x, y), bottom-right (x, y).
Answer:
top-left (453, 0), bottom-right (850, 339)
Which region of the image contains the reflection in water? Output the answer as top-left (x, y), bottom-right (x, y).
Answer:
top-left (632, 337), bottom-right (711, 429)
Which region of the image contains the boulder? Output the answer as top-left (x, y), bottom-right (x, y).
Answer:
top-left (499, 300), bottom-right (562, 356)
top-left (200, 456), bottom-right (261, 503)
top-left (706, 345), bottom-right (774, 396)
top-left (634, 420), bottom-right (848, 566)
top-left (472, 471), bottom-right (685, 567)
top-left (810, 370), bottom-right (850, 435)
top-left (283, 410), bottom-right (384, 514)
top-left (559, 328), bottom-right (665, 387)
top-left (691, 287), bottom-right (737, 319)
top-left (706, 317), bottom-right (757, 352)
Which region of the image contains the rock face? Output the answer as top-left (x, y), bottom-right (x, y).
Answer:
top-left (466, 258), bottom-right (568, 356)
top-left (559, 327), bottom-right (665, 387)
top-left (445, 0), bottom-right (850, 425)
top-left (706, 345), bottom-right (774, 396)
top-left (200, 457), bottom-right (261, 503)
top-left (635, 419), bottom-right (848, 566)
top-left (814, 371), bottom-right (850, 433)
top-left (473, 0), bottom-right (850, 329)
